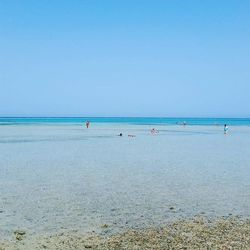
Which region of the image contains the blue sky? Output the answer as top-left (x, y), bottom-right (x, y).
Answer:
top-left (0, 0), bottom-right (249, 117)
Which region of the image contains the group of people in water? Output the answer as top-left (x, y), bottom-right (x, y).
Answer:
top-left (85, 121), bottom-right (229, 135)
top-left (85, 121), bottom-right (159, 137)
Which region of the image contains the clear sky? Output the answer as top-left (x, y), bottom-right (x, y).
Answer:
top-left (0, 0), bottom-right (249, 117)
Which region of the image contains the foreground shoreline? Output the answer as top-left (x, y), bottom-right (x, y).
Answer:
top-left (1, 216), bottom-right (250, 250)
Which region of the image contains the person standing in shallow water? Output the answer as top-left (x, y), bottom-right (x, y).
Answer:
top-left (86, 121), bottom-right (90, 129)
top-left (224, 124), bottom-right (229, 134)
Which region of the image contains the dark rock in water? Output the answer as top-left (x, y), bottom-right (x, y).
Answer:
top-left (14, 230), bottom-right (26, 235)
top-left (100, 224), bottom-right (109, 228)
top-left (169, 207), bottom-right (175, 210)
top-left (14, 230), bottom-right (26, 241)
top-left (0, 210), bottom-right (3, 213)
top-left (84, 245), bottom-right (92, 248)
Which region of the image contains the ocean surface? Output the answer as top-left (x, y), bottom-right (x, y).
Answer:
top-left (1, 117), bottom-right (250, 126)
top-left (0, 118), bottom-right (250, 239)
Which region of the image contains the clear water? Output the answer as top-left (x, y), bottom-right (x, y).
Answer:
top-left (0, 122), bottom-right (250, 239)
top-left (1, 117), bottom-right (250, 126)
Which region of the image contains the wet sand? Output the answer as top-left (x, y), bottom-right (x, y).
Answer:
top-left (1, 216), bottom-right (250, 249)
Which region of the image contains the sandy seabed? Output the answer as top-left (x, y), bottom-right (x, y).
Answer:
top-left (1, 125), bottom-right (250, 249)
top-left (1, 217), bottom-right (250, 250)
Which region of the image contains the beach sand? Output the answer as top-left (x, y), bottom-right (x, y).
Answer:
top-left (1, 216), bottom-right (250, 249)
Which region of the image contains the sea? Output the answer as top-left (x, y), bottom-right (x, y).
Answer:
top-left (0, 117), bottom-right (250, 126)
top-left (0, 117), bottom-right (250, 239)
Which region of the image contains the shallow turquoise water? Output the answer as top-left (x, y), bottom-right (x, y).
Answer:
top-left (1, 117), bottom-right (250, 126)
top-left (0, 123), bottom-right (250, 239)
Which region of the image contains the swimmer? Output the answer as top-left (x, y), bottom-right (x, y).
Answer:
top-left (118, 133), bottom-right (123, 137)
top-left (224, 124), bottom-right (229, 134)
top-left (128, 134), bottom-right (136, 137)
top-left (151, 128), bottom-right (159, 135)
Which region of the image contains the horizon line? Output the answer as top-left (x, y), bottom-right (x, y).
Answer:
top-left (0, 116), bottom-right (250, 119)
